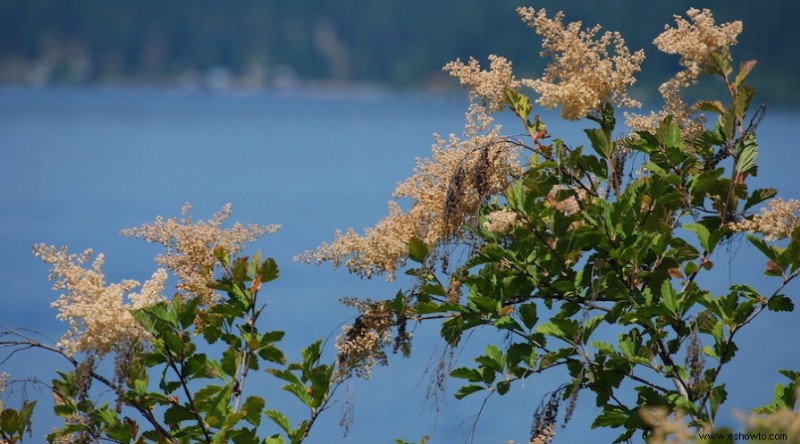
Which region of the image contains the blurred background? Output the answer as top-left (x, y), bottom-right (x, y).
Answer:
top-left (1, 1), bottom-right (799, 443)
top-left (1, 0), bottom-right (799, 105)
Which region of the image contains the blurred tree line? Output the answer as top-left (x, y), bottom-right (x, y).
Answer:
top-left (1, 0), bottom-right (797, 105)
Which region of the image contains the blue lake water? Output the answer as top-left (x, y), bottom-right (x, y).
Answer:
top-left (0, 86), bottom-right (798, 443)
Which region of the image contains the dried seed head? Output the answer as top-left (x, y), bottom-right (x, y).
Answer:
top-left (335, 298), bottom-right (394, 380)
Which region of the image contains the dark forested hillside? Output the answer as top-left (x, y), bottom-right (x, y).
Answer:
top-left (1, 0), bottom-right (797, 104)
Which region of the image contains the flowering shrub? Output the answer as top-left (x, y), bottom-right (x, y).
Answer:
top-left (2, 6), bottom-right (799, 444)
top-left (308, 6), bottom-right (800, 444)
top-left (2, 207), bottom-right (339, 444)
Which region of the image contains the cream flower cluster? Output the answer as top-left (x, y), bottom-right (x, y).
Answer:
top-left (626, 9), bottom-right (742, 137)
top-left (35, 204), bottom-right (277, 354)
top-left (300, 107), bottom-right (520, 279)
top-left (121, 203), bottom-right (279, 303)
top-left (516, 7), bottom-right (645, 120)
top-left (483, 208), bottom-right (519, 235)
top-left (33, 244), bottom-right (167, 355)
top-left (443, 55), bottom-right (520, 112)
top-left (729, 198), bottom-right (800, 241)
top-left (545, 184), bottom-right (587, 216)
top-left (744, 408), bottom-right (800, 439)
top-left (654, 8), bottom-right (742, 80)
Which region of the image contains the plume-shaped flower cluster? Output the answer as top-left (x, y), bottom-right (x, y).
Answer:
top-left (299, 106), bottom-right (520, 279)
top-left (729, 198), bottom-right (800, 241)
top-left (517, 7), bottom-right (645, 120)
top-left (35, 204), bottom-right (278, 354)
top-left (443, 55), bottom-right (520, 112)
top-left (121, 203), bottom-right (279, 303)
top-left (626, 9), bottom-right (743, 136)
top-left (33, 244), bottom-right (167, 355)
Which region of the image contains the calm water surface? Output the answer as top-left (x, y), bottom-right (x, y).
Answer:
top-left (0, 87), bottom-right (798, 443)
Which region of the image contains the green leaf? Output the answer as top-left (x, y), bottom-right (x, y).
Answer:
top-left (496, 380), bottom-right (511, 395)
top-left (441, 316), bottom-right (464, 345)
top-left (395, 437), bottom-right (430, 444)
top-left (709, 384), bottom-right (728, 418)
top-left (284, 383), bottom-right (312, 406)
top-left (743, 188), bottom-right (777, 212)
top-left (265, 435), bottom-right (286, 444)
top-left (519, 303), bottom-right (538, 330)
top-left (581, 315), bottom-right (605, 338)
top-left (732, 85), bottom-right (755, 121)
top-left (258, 345), bottom-right (286, 365)
top-left (778, 369), bottom-right (800, 383)
top-left (268, 369), bottom-right (302, 387)
top-left (307, 366), bottom-right (333, 408)
top-left (16, 401), bottom-right (36, 435)
top-left (768, 295), bottom-right (794, 312)
top-left (748, 235), bottom-right (779, 261)
top-left (214, 247), bottom-right (231, 265)
top-left (618, 336), bottom-right (636, 358)
top-left (494, 316), bottom-right (521, 332)
top-left (0, 409), bottom-right (20, 435)
top-left (454, 384), bottom-right (485, 400)
top-left (239, 396), bottom-right (265, 426)
top-left (105, 421), bottom-right (133, 443)
top-left (408, 237), bottom-right (429, 263)
top-left (266, 409), bottom-right (292, 434)
top-left (592, 341), bottom-right (615, 355)
top-left (505, 89), bottom-right (533, 119)
top-left (259, 258), bottom-right (280, 283)
top-left (656, 116), bottom-right (681, 149)
top-left (584, 128), bottom-right (612, 158)
top-left (734, 133), bottom-right (758, 176)
top-left (591, 405), bottom-right (629, 428)
top-left (164, 405), bottom-right (195, 425)
top-left (684, 223), bottom-right (711, 252)
top-left (483, 345), bottom-right (505, 372)
top-left (193, 384), bottom-right (228, 417)
top-left (178, 296), bottom-right (201, 329)
top-left (693, 100), bottom-right (726, 115)
top-left (221, 347), bottom-right (240, 377)
top-left (537, 318), bottom-right (578, 343)
top-left (660, 281), bottom-right (679, 316)
top-left (301, 340), bottom-right (323, 367)
top-left (733, 60), bottom-right (757, 89)
top-left (469, 295), bottom-right (499, 313)
top-left (450, 367), bottom-right (482, 383)
top-left (707, 51), bottom-right (732, 77)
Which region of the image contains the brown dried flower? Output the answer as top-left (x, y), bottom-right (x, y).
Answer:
top-left (335, 298), bottom-right (394, 380)
top-left (529, 423), bottom-right (555, 444)
top-left (530, 391), bottom-right (560, 444)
